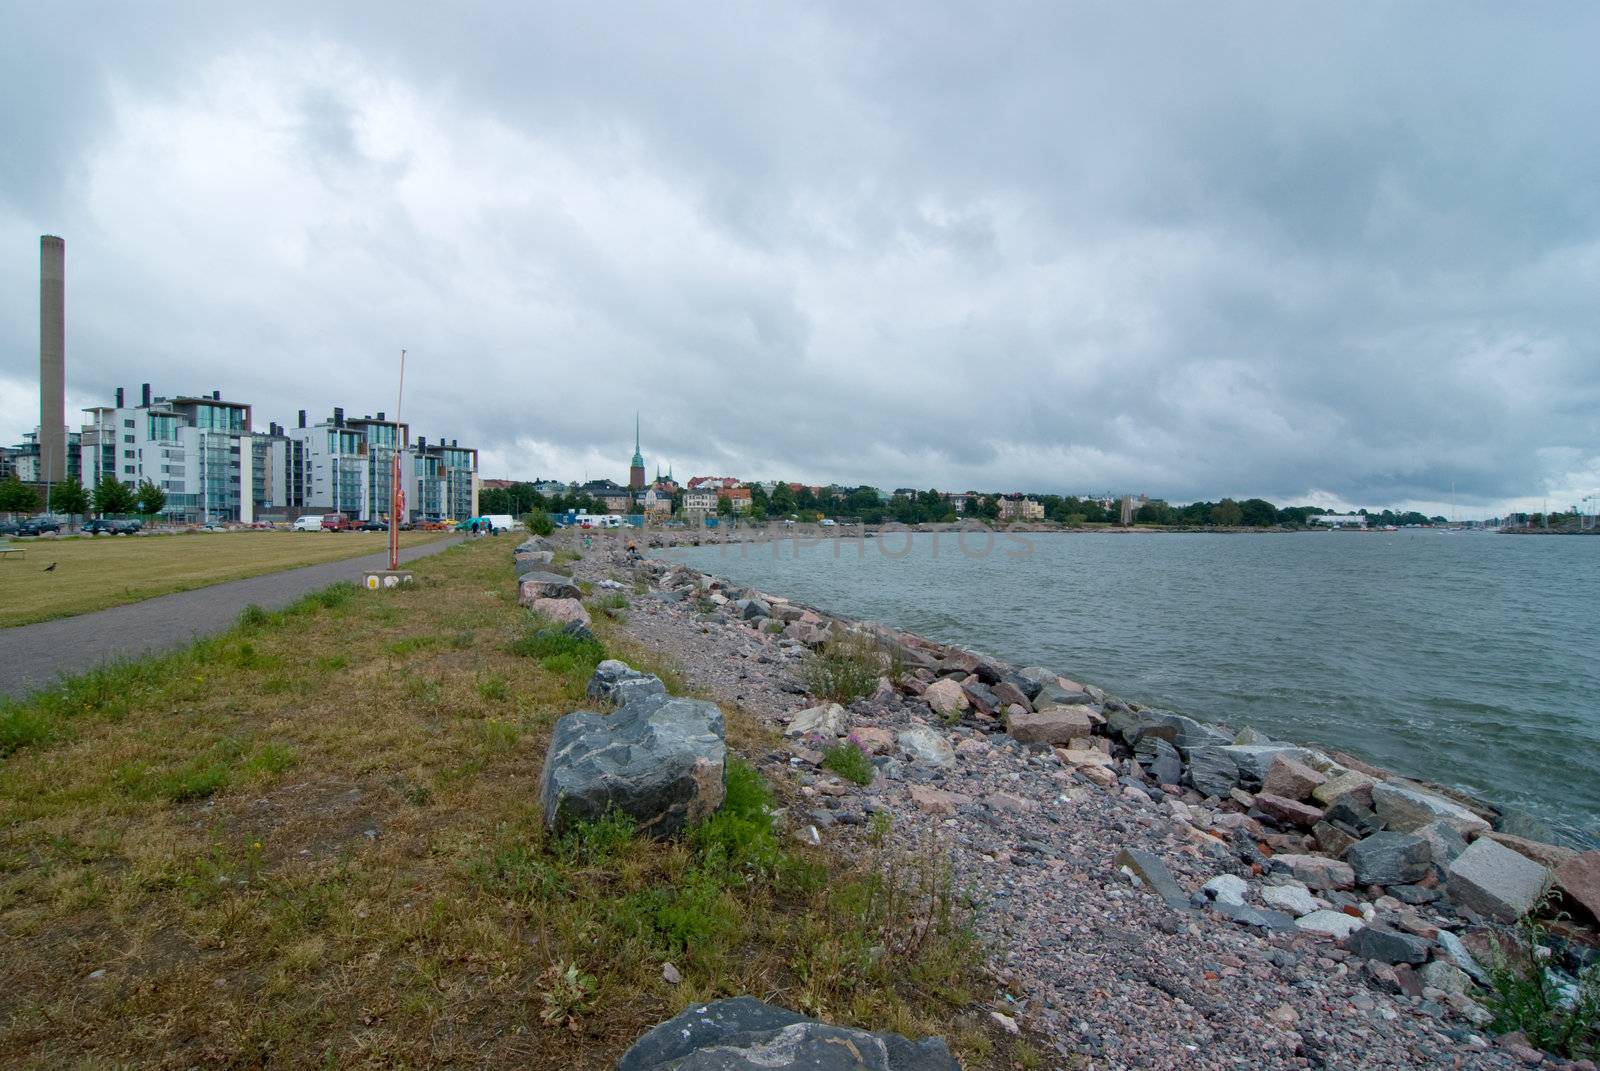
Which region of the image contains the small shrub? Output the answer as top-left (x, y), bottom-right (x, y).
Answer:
top-left (539, 962), bottom-right (597, 1031)
top-left (1485, 910), bottom-right (1600, 1059)
top-left (242, 742), bottom-right (296, 778)
top-left (554, 810), bottom-right (638, 866)
top-left (477, 675), bottom-right (509, 701)
top-left (238, 604), bottom-right (274, 629)
top-left (801, 633), bottom-right (884, 705)
top-left (509, 623), bottom-right (606, 689)
top-left (693, 757), bottom-right (780, 875)
top-left (524, 512), bottom-right (555, 537)
top-left (822, 743), bottom-right (875, 786)
top-left (477, 719), bottom-right (521, 753)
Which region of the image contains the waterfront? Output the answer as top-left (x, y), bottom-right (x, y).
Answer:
top-left (668, 529), bottom-right (1600, 835)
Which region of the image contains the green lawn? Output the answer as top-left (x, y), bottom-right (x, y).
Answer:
top-left (0, 529), bottom-right (447, 627)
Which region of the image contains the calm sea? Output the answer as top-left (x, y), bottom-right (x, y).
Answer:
top-left (666, 530), bottom-right (1599, 836)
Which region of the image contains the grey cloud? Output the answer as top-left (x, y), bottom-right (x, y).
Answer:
top-left (1, 2), bottom-right (1597, 515)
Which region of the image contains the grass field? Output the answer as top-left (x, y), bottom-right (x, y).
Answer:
top-left (0, 530), bottom-right (448, 628)
top-left (0, 537), bottom-right (1023, 1068)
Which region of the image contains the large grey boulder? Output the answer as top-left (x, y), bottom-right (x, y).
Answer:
top-left (1371, 781), bottom-right (1491, 835)
top-left (1145, 711), bottom-right (1232, 753)
top-left (1345, 832), bottom-right (1432, 886)
top-left (514, 549), bottom-right (556, 568)
top-left (587, 659), bottom-right (668, 708)
top-left (735, 598), bottom-right (771, 620)
top-left (1342, 924), bottom-right (1430, 965)
top-left (616, 997), bottom-right (959, 1071)
top-left (1221, 745), bottom-right (1313, 788)
top-left (516, 536), bottom-right (555, 554)
top-left (1186, 746), bottom-right (1241, 798)
top-left (519, 570), bottom-right (581, 602)
top-left (1136, 736), bottom-right (1183, 786)
top-left (1447, 837), bottom-right (1552, 921)
top-left (540, 665), bottom-right (726, 838)
top-left (1032, 681), bottom-right (1093, 710)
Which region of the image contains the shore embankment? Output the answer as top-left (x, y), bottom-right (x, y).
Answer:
top-left (555, 529), bottom-right (1599, 1071)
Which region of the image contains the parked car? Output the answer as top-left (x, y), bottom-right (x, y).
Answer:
top-left (115, 518), bottom-right (144, 534)
top-left (321, 513), bottom-right (355, 532)
top-left (293, 515), bottom-right (325, 532)
top-left (82, 519), bottom-right (119, 535)
top-left (19, 518), bottom-right (62, 535)
top-left (0, 520), bottom-right (21, 535)
top-left (356, 520), bottom-right (385, 531)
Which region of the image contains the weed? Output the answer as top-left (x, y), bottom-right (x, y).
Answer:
top-left (822, 742), bottom-right (875, 786)
top-left (509, 624), bottom-right (606, 694)
top-left (554, 810), bottom-right (638, 867)
top-left (469, 831), bottom-right (565, 902)
top-left (477, 719), bottom-right (521, 753)
top-left (477, 675), bottom-right (510, 702)
top-left (242, 743), bottom-right (297, 779)
top-left (385, 635), bottom-right (440, 658)
top-left (801, 632), bottom-right (884, 705)
top-left (1484, 908), bottom-right (1600, 1059)
top-left (239, 604), bottom-right (275, 629)
top-left (693, 758), bottom-right (781, 876)
top-left (539, 962), bottom-right (597, 1031)
top-left (450, 629), bottom-right (475, 649)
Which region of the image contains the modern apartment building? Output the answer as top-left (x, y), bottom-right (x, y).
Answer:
top-left (72, 385), bottom-right (477, 524)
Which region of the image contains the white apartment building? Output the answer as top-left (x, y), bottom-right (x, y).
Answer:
top-left (76, 386), bottom-right (477, 524)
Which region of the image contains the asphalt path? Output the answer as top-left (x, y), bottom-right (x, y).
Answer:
top-left (1, 536), bottom-right (463, 701)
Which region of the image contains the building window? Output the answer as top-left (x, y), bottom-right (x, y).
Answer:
top-left (123, 465), bottom-right (136, 475)
top-left (123, 434), bottom-right (135, 444)
top-left (123, 449), bottom-right (136, 459)
top-left (123, 419), bottom-right (135, 428)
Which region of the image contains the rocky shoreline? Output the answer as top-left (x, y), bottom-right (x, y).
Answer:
top-left (537, 531), bottom-right (1598, 1070)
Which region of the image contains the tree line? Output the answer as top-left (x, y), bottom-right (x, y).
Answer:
top-left (473, 477), bottom-right (1449, 530)
top-left (1, 474), bottom-right (167, 518)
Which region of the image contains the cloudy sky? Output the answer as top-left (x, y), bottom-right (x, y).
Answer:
top-left (2, 3), bottom-right (1597, 517)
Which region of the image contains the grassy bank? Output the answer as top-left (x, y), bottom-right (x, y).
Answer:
top-left (0, 529), bottom-right (449, 628)
top-left (0, 537), bottom-right (1014, 1067)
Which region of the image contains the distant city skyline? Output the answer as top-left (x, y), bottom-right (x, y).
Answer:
top-left (2, 5), bottom-right (1596, 521)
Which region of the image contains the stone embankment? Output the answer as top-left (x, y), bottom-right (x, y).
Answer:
top-left (533, 533), bottom-right (1598, 1070)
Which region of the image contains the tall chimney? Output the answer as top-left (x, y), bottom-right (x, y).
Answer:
top-left (39, 236), bottom-right (66, 483)
top-left (297, 409), bottom-right (306, 428)
top-left (141, 383), bottom-right (151, 407)
top-left (115, 387), bottom-right (125, 408)
top-left (333, 406), bottom-right (344, 427)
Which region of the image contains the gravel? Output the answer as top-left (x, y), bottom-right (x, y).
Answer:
top-left (570, 539), bottom-right (1526, 1071)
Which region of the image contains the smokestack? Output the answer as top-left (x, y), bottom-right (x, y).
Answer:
top-left (376, 411), bottom-right (385, 421)
top-left (333, 406), bottom-right (344, 427)
top-left (115, 387), bottom-right (125, 408)
top-left (213, 390), bottom-right (221, 401)
top-left (142, 383), bottom-right (151, 407)
top-left (297, 409), bottom-right (306, 428)
top-left (39, 236), bottom-right (66, 482)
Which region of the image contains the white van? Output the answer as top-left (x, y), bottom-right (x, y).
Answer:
top-left (293, 515), bottom-right (325, 532)
top-left (480, 514), bottom-right (522, 533)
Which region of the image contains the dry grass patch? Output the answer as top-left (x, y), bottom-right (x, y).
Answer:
top-left (0, 538), bottom-right (1009, 1068)
top-left (0, 529), bottom-right (448, 627)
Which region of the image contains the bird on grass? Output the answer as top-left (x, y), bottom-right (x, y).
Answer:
top-left (44, 562), bottom-right (57, 572)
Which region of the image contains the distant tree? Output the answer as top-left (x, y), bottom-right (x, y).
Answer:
top-left (135, 479), bottom-right (167, 517)
top-left (523, 511), bottom-right (555, 536)
top-left (769, 482), bottom-right (796, 516)
top-left (1210, 498), bottom-right (1243, 526)
top-left (52, 476), bottom-right (89, 518)
top-left (92, 474), bottom-right (138, 515)
top-left (1238, 498), bottom-right (1279, 526)
top-left (1135, 501), bottom-right (1178, 525)
top-left (717, 495), bottom-right (733, 516)
top-left (0, 475), bottom-right (40, 514)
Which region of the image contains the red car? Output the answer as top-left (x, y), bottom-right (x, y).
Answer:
top-left (321, 513), bottom-right (355, 531)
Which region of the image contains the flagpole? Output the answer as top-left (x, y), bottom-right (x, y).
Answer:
top-left (390, 349), bottom-right (406, 571)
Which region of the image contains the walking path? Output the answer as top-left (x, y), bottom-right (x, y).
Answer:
top-left (0, 537), bottom-right (463, 700)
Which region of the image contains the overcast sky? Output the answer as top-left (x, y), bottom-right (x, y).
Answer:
top-left (2, 3), bottom-right (1597, 517)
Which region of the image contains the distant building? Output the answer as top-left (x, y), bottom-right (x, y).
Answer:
top-left (719, 486), bottom-right (753, 513)
top-left (629, 413), bottom-right (646, 492)
top-left (1310, 514), bottom-right (1367, 528)
top-left (683, 488), bottom-right (718, 517)
top-left (688, 476), bottom-right (741, 491)
top-left (943, 492), bottom-right (974, 513)
top-left (998, 495), bottom-right (1044, 521)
